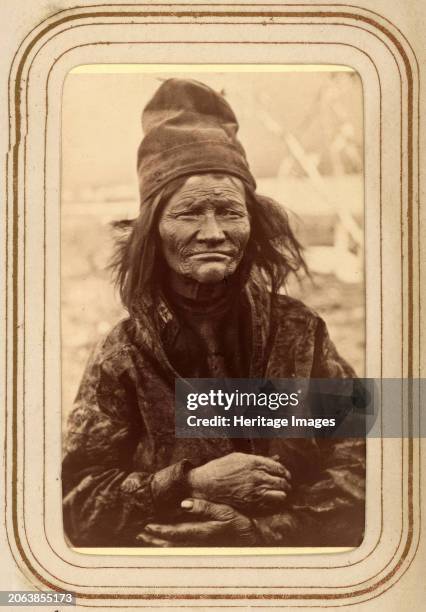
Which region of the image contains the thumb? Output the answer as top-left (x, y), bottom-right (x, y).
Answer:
top-left (181, 498), bottom-right (232, 521)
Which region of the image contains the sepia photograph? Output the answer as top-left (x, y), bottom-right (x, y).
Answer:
top-left (61, 67), bottom-right (366, 549)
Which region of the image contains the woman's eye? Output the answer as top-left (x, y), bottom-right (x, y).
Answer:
top-left (218, 210), bottom-right (241, 218)
top-left (176, 212), bottom-right (199, 220)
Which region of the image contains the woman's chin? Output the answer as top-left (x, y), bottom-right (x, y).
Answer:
top-left (191, 262), bottom-right (232, 284)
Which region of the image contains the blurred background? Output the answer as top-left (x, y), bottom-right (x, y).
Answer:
top-left (61, 67), bottom-right (365, 416)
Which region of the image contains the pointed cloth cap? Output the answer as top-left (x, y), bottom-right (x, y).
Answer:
top-left (136, 78), bottom-right (256, 203)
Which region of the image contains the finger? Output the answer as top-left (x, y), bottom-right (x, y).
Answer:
top-left (181, 498), bottom-right (233, 521)
top-left (261, 490), bottom-right (288, 504)
top-left (257, 456), bottom-right (291, 480)
top-left (144, 523), bottom-right (181, 539)
top-left (257, 473), bottom-right (292, 492)
top-left (136, 532), bottom-right (171, 547)
top-left (145, 521), bottom-right (214, 542)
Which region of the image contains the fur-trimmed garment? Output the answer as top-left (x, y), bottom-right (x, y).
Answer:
top-left (62, 277), bottom-right (365, 547)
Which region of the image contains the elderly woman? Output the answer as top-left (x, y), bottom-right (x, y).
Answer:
top-left (62, 79), bottom-right (365, 548)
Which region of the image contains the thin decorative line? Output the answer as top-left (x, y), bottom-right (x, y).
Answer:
top-left (13, 26), bottom-right (412, 600)
top-left (5, 4), bottom-right (420, 604)
top-left (39, 38), bottom-right (382, 581)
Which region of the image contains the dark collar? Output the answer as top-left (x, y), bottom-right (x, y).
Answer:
top-left (130, 270), bottom-right (272, 378)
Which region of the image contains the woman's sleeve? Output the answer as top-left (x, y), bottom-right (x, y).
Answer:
top-left (253, 317), bottom-right (366, 547)
top-left (62, 342), bottom-right (192, 547)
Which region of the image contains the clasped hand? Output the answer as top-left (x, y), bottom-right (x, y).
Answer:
top-left (137, 452), bottom-right (291, 546)
top-left (137, 498), bottom-right (257, 547)
top-left (188, 452), bottom-right (291, 513)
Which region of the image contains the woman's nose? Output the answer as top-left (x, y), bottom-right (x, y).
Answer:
top-left (197, 214), bottom-right (225, 242)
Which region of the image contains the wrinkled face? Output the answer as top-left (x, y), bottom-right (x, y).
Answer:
top-left (158, 174), bottom-right (251, 283)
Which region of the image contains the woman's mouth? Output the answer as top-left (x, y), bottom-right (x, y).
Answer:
top-left (189, 252), bottom-right (233, 261)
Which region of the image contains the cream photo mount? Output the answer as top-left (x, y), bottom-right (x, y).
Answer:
top-left (4, 4), bottom-right (420, 607)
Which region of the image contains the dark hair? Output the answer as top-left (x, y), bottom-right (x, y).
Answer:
top-left (109, 177), bottom-right (308, 312)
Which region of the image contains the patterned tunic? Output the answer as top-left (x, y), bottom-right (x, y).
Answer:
top-left (62, 275), bottom-right (365, 547)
